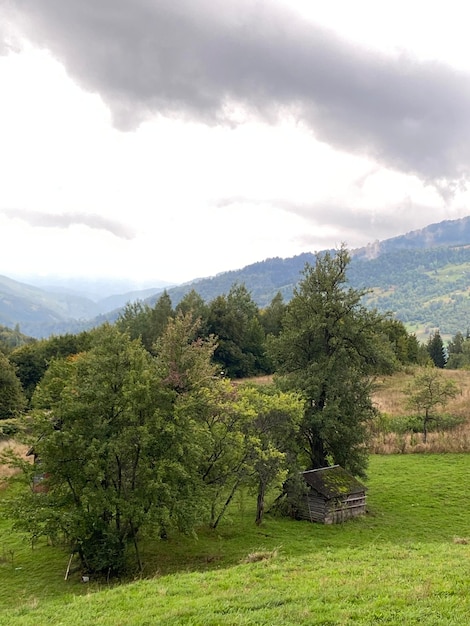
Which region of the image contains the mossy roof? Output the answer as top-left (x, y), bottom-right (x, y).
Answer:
top-left (301, 465), bottom-right (366, 499)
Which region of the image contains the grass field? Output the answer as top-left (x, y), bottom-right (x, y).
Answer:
top-left (2, 453), bottom-right (470, 625)
top-left (371, 368), bottom-right (470, 454)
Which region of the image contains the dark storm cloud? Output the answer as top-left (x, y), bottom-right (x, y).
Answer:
top-left (2, 208), bottom-right (136, 239)
top-left (5, 0), bottom-right (470, 186)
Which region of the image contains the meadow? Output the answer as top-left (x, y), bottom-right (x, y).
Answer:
top-left (1, 369), bottom-right (470, 625)
top-left (1, 453), bottom-right (470, 625)
top-left (371, 368), bottom-right (470, 453)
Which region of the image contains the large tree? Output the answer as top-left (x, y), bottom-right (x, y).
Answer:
top-left (14, 323), bottom-right (211, 575)
top-left (195, 379), bottom-right (302, 528)
top-left (268, 246), bottom-right (393, 477)
top-left (207, 284), bottom-right (267, 378)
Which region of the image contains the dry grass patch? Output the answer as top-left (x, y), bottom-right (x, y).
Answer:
top-left (373, 367), bottom-right (470, 419)
top-left (453, 537), bottom-right (470, 545)
top-left (242, 549), bottom-right (278, 564)
top-left (371, 367), bottom-right (470, 454)
top-left (0, 441), bottom-right (29, 486)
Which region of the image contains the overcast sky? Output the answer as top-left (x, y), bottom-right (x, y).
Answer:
top-left (1, 0), bottom-right (470, 286)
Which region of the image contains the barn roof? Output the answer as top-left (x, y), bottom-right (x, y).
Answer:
top-left (301, 465), bottom-right (366, 499)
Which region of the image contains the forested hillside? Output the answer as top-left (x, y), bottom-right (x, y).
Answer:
top-left (350, 245), bottom-right (470, 336)
top-left (3, 216), bottom-right (470, 338)
top-left (160, 244), bottom-right (470, 337)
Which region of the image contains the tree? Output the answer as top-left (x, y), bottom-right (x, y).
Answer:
top-left (407, 367), bottom-right (459, 442)
top-left (116, 292), bottom-right (174, 353)
top-left (239, 385), bottom-right (303, 525)
top-left (207, 284), bottom-right (267, 378)
top-left (446, 331), bottom-right (470, 369)
top-left (0, 352), bottom-right (26, 419)
top-left (175, 289), bottom-right (209, 328)
top-left (426, 331), bottom-right (447, 368)
top-left (9, 331), bottom-right (93, 400)
top-left (14, 323), bottom-right (209, 575)
top-left (379, 319), bottom-right (420, 365)
top-left (196, 380), bottom-right (302, 528)
top-left (0, 323), bottom-right (33, 353)
top-left (260, 292), bottom-right (286, 338)
top-left (268, 246), bottom-right (394, 477)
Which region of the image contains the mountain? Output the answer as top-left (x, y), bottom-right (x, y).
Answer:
top-left (3, 215), bottom-right (470, 339)
top-left (8, 275), bottom-right (175, 301)
top-left (353, 216), bottom-right (470, 259)
top-left (0, 275), bottom-right (167, 338)
top-left (158, 216), bottom-right (470, 338)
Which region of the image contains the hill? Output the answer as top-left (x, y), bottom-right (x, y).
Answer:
top-left (4, 215), bottom-right (470, 338)
top-left (158, 217), bottom-right (470, 337)
top-left (0, 275), bottom-right (167, 338)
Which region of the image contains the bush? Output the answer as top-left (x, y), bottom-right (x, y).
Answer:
top-left (0, 421), bottom-right (19, 440)
top-left (374, 412), bottom-right (465, 436)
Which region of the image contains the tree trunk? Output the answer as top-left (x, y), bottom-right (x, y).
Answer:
top-left (423, 409), bottom-right (429, 443)
top-left (211, 478), bottom-right (242, 529)
top-left (255, 479), bottom-right (266, 526)
top-left (306, 429), bottom-right (328, 469)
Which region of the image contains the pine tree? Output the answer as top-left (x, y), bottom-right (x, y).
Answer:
top-left (426, 330), bottom-right (447, 368)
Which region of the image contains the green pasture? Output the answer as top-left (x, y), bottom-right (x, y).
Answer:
top-left (1, 454), bottom-right (470, 625)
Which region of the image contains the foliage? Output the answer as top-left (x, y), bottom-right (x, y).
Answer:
top-left (239, 384), bottom-right (303, 525)
top-left (268, 246), bottom-right (396, 477)
top-left (0, 352), bottom-right (26, 420)
top-left (0, 420), bottom-right (20, 439)
top-left (9, 331), bottom-right (93, 399)
top-left (11, 323), bottom-right (213, 575)
top-left (426, 330), bottom-right (447, 368)
top-left (259, 291), bottom-right (286, 337)
top-left (373, 411), bottom-right (465, 436)
top-left (0, 324), bottom-right (34, 353)
top-left (116, 291), bottom-right (174, 353)
top-left (174, 289), bottom-right (209, 327)
top-left (406, 366), bottom-right (459, 442)
top-left (206, 284), bottom-right (269, 378)
top-left (195, 379), bottom-right (302, 528)
top-left (378, 318), bottom-right (421, 365)
top-left (446, 330), bottom-right (470, 369)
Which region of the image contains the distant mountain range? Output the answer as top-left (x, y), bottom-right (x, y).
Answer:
top-left (3, 215), bottom-right (470, 339)
top-left (0, 275), bottom-right (169, 337)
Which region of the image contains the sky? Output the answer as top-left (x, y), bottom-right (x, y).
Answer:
top-left (1, 0), bottom-right (470, 287)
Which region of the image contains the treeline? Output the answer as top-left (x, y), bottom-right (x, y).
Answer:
top-left (1, 282), bottom-right (423, 415)
top-left (419, 328), bottom-right (470, 370)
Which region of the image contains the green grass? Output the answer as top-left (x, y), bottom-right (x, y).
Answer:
top-left (2, 454), bottom-right (470, 624)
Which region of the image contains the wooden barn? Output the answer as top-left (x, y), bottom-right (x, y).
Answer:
top-left (298, 465), bottom-right (367, 524)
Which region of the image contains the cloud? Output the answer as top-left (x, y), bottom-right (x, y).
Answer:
top-left (1, 208), bottom-right (136, 239)
top-left (214, 194), bottom-right (457, 250)
top-left (6, 0), bottom-right (470, 189)
top-left (276, 198), bottom-right (458, 245)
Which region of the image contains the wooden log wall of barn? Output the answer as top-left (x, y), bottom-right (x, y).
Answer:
top-left (324, 494), bottom-right (367, 524)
